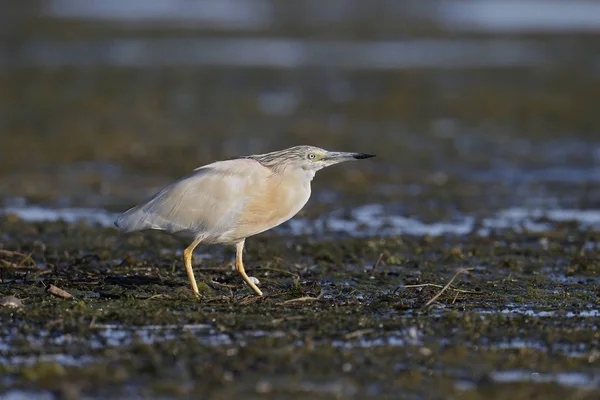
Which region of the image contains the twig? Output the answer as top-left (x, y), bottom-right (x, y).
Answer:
top-left (0, 251), bottom-right (39, 269)
top-left (0, 249), bottom-right (28, 257)
top-left (344, 328), bottom-right (375, 339)
top-left (402, 283), bottom-right (444, 289)
top-left (372, 253), bottom-right (384, 273)
top-left (281, 291), bottom-right (324, 305)
top-left (451, 291), bottom-right (460, 304)
top-left (281, 296), bottom-right (320, 305)
top-left (0, 259), bottom-right (21, 269)
top-left (424, 267), bottom-right (474, 307)
top-left (0, 249), bottom-right (36, 266)
top-left (45, 318), bottom-right (64, 328)
top-left (17, 252), bottom-right (35, 268)
top-left (397, 283), bottom-right (479, 294)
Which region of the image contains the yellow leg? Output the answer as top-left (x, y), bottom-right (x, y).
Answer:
top-left (235, 240), bottom-right (263, 296)
top-left (183, 237), bottom-right (203, 297)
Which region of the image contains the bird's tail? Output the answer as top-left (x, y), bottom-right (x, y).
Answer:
top-left (114, 206), bottom-right (152, 233)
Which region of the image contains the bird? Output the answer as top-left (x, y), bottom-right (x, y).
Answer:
top-left (114, 145), bottom-right (375, 297)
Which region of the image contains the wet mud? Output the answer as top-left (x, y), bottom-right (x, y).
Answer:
top-left (1, 218), bottom-right (598, 398)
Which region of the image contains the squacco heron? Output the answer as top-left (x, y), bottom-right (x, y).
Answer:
top-left (115, 145), bottom-right (375, 296)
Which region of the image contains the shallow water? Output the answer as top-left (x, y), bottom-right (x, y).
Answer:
top-left (10, 38), bottom-right (548, 69)
top-left (42, 0), bottom-right (600, 32)
top-left (3, 204), bottom-right (599, 238)
top-left (490, 370), bottom-right (599, 389)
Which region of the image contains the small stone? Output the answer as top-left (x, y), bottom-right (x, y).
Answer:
top-left (248, 276), bottom-right (260, 285)
top-left (419, 347), bottom-right (432, 357)
top-left (0, 295), bottom-right (24, 309)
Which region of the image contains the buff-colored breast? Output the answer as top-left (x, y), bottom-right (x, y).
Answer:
top-left (231, 170), bottom-right (311, 241)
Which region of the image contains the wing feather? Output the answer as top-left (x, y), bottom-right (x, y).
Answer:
top-left (115, 159), bottom-right (268, 239)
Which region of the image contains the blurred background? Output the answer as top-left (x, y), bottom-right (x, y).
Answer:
top-left (1, 0), bottom-right (599, 229)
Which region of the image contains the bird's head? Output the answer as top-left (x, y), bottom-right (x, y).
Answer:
top-left (248, 145), bottom-right (375, 174)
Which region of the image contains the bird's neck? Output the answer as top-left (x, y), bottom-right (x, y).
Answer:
top-left (276, 167), bottom-right (314, 189)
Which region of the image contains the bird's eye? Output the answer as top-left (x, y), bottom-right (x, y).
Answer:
top-left (308, 153), bottom-right (316, 160)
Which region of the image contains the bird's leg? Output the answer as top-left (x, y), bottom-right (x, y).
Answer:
top-left (183, 237), bottom-right (203, 297)
top-left (235, 240), bottom-right (263, 296)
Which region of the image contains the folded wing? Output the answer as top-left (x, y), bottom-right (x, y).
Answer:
top-left (114, 159), bottom-right (268, 239)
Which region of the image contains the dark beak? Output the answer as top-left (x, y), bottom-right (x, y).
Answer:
top-left (322, 151), bottom-right (376, 163)
top-left (352, 153), bottom-right (376, 159)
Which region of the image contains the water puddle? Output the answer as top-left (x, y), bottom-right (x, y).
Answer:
top-left (1, 321), bottom-right (596, 393)
top-left (91, 323), bottom-right (233, 348)
top-left (0, 391), bottom-right (54, 400)
top-left (489, 307), bottom-right (600, 318)
top-left (1, 206), bottom-right (119, 227)
top-left (442, 0), bottom-right (600, 32)
top-left (470, 166), bottom-right (600, 184)
top-left (6, 0), bottom-right (594, 71)
top-left (45, 0), bottom-right (273, 29)
top-left (290, 205), bottom-right (600, 236)
top-left (45, 0), bottom-right (600, 34)
top-left (0, 324), bottom-right (291, 356)
top-left (455, 370), bottom-right (599, 390)
top-left (11, 38), bottom-right (546, 70)
top-left (0, 354), bottom-right (96, 367)
top-left (490, 370), bottom-right (599, 389)
top-left (331, 327), bottom-right (422, 349)
top-left (3, 204), bottom-right (599, 237)
top-left (490, 339), bottom-right (592, 357)
top-left (1, 324), bottom-right (420, 356)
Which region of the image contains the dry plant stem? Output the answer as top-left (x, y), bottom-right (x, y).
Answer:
top-left (0, 249), bottom-right (28, 257)
top-left (0, 249), bottom-right (38, 268)
top-left (281, 296), bottom-right (320, 305)
top-left (425, 267), bottom-right (474, 307)
top-left (452, 291), bottom-right (460, 304)
top-left (372, 253), bottom-right (384, 272)
top-left (345, 328), bottom-right (376, 339)
top-left (400, 283), bottom-right (478, 294)
top-left (281, 291), bottom-right (324, 305)
top-left (0, 260), bottom-right (21, 269)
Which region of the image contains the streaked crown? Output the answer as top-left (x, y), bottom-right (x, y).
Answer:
top-left (236, 145), bottom-right (326, 168)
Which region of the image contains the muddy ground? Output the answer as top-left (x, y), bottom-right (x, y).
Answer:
top-left (1, 217), bottom-right (598, 399)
